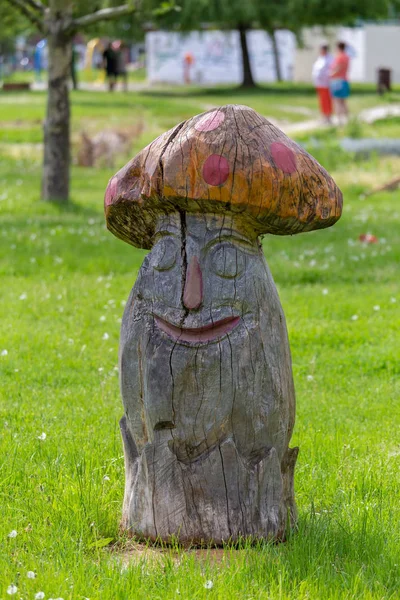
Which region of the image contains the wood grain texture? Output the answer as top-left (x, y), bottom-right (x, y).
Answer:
top-left (106, 107), bottom-right (342, 544)
top-left (105, 104), bottom-right (343, 249)
top-left (118, 213), bottom-right (298, 544)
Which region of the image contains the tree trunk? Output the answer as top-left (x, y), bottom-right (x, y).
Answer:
top-left (42, 2), bottom-right (73, 202)
top-left (238, 24), bottom-right (256, 88)
top-left (271, 29), bottom-right (282, 82)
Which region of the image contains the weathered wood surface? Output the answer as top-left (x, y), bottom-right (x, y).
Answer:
top-left (105, 105), bottom-right (342, 545)
top-left (105, 105), bottom-right (342, 249)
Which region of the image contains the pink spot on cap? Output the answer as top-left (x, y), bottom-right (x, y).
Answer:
top-left (195, 111), bottom-right (225, 132)
top-left (271, 142), bottom-right (297, 174)
top-left (203, 155), bottom-right (230, 186)
top-left (105, 177), bottom-right (118, 206)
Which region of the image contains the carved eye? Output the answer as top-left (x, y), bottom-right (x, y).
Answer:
top-left (151, 237), bottom-right (178, 272)
top-left (211, 244), bottom-right (245, 279)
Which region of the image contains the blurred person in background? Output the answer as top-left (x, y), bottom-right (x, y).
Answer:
top-left (71, 44), bottom-right (78, 90)
top-left (183, 51), bottom-right (194, 84)
top-left (113, 41), bottom-right (128, 92)
top-left (330, 41), bottom-right (351, 124)
top-left (312, 44), bottom-right (334, 124)
top-left (103, 42), bottom-right (117, 91)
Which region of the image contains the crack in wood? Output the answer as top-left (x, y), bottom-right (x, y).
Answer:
top-left (111, 105), bottom-right (342, 544)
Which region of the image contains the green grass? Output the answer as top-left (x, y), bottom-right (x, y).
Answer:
top-left (1, 67), bottom-right (146, 84)
top-left (0, 86), bottom-right (400, 599)
top-left (1, 84), bottom-right (399, 148)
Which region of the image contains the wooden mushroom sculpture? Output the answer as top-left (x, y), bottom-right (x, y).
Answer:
top-left (105, 105), bottom-right (343, 544)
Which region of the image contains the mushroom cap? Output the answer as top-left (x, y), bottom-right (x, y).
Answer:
top-left (105, 104), bottom-right (343, 249)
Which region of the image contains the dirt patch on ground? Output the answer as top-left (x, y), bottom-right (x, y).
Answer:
top-left (110, 540), bottom-right (236, 566)
top-left (0, 119), bottom-right (42, 128)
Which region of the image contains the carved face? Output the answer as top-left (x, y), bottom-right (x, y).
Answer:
top-left (138, 212), bottom-right (262, 341)
top-left (120, 212), bottom-right (295, 465)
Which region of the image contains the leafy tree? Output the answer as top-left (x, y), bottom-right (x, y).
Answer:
top-left (0, 2), bottom-right (35, 54)
top-left (5, 0), bottom-right (137, 203)
top-left (147, 0), bottom-right (398, 88)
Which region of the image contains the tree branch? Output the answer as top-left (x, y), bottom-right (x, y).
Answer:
top-left (72, 4), bottom-right (136, 29)
top-left (6, 0), bottom-right (45, 30)
top-left (24, 0), bottom-right (45, 13)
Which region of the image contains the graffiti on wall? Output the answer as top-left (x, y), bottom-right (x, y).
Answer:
top-left (146, 30), bottom-right (296, 85)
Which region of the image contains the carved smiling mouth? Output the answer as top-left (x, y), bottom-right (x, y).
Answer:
top-left (154, 315), bottom-right (241, 343)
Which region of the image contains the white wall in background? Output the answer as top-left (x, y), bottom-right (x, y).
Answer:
top-left (146, 30), bottom-right (296, 85)
top-left (364, 25), bottom-right (400, 84)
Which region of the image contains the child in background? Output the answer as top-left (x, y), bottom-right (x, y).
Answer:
top-left (312, 44), bottom-right (334, 124)
top-left (329, 41), bottom-right (351, 124)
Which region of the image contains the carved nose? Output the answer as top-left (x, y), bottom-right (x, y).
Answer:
top-left (183, 256), bottom-right (203, 310)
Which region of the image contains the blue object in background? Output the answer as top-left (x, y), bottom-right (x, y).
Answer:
top-left (34, 39), bottom-right (47, 80)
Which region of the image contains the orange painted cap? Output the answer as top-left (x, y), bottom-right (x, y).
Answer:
top-left (105, 105), bottom-right (343, 249)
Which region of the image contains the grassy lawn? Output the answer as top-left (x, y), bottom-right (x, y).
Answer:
top-left (0, 86), bottom-right (399, 599)
top-left (1, 83), bottom-right (399, 149)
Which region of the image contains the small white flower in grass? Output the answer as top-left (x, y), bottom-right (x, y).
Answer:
top-left (204, 580), bottom-right (213, 589)
top-left (7, 584), bottom-right (18, 595)
top-left (35, 592), bottom-right (45, 600)
top-left (322, 288), bottom-right (329, 296)
top-left (98, 367), bottom-right (104, 372)
top-left (99, 315), bottom-right (106, 322)
top-left (38, 432), bottom-right (47, 441)
top-left (102, 333), bottom-right (109, 340)
top-left (103, 475), bottom-right (110, 481)
top-left (19, 292), bottom-right (27, 300)
top-left (8, 530), bottom-right (17, 538)
top-left (1, 349), bottom-right (8, 356)
top-left (27, 571), bottom-right (36, 579)
top-left (307, 375), bottom-right (314, 382)
top-left (373, 305), bottom-right (380, 311)
top-left (351, 315), bottom-right (359, 321)
top-left (390, 297), bottom-right (397, 303)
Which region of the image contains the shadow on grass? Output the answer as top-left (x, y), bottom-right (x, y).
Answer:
top-left (46, 197), bottom-right (101, 219)
top-left (106, 511), bottom-right (398, 595)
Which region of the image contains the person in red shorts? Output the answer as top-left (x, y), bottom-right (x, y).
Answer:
top-left (312, 44), bottom-right (334, 124)
top-left (183, 52), bottom-right (195, 85)
top-left (329, 41), bottom-right (351, 124)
